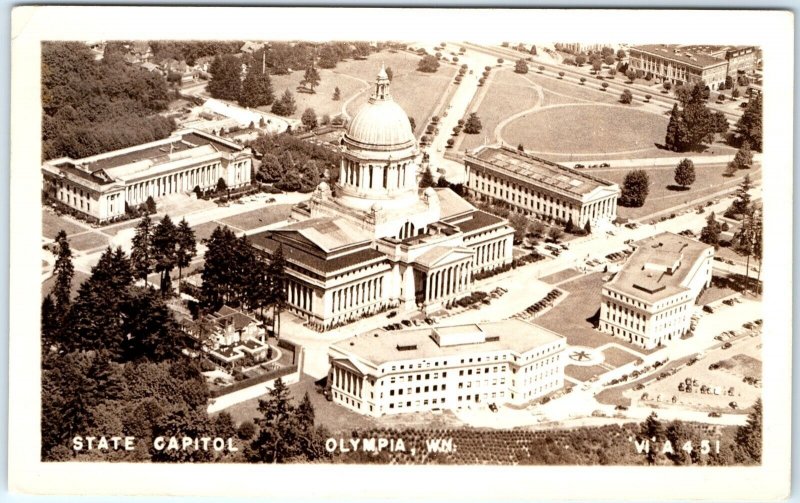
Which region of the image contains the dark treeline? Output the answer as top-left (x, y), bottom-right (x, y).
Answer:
top-left (42, 42), bottom-right (175, 161)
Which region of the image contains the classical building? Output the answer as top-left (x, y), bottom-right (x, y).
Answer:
top-left (464, 146), bottom-right (620, 232)
top-left (41, 129), bottom-right (253, 222)
top-left (250, 67), bottom-right (514, 329)
top-left (327, 320), bottom-right (566, 416)
top-left (599, 232), bottom-right (714, 350)
top-left (629, 44), bottom-right (757, 91)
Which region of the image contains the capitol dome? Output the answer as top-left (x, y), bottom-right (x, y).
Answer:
top-left (344, 65), bottom-right (415, 151)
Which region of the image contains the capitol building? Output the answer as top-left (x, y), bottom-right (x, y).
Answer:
top-left (251, 67), bottom-right (514, 330)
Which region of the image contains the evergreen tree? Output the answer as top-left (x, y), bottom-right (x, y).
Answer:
top-left (731, 174), bottom-right (753, 215)
top-left (207, 54), bottom-right (242, 101)
top-left (41, 294), bottom-right (59, 353)
top-left (463, 113), bottom-right (483, 134)
top-left (217, 177), bottom-right (228, 193)
top-left (419, 166), bottom-right (435, 188)
top-left (699, 212), bottom-right (721, 247)
top-left (238, 64), bottom-right (274, 108)
top-left (245, 255), bottom-right (271, 320)
top-left (564, 216), bottom-right (574, 233)
top-left (152, 214), bottom-right (178, 296)
top-left (272, 89), bottom-right (297, 117)
top-left (729, 140), bottom-right (754, 171)
top-left (679, 82), bottom-right (715, 150)
top-left (301, 108), bottom-right (318, 130)
top-left (52, 230), bottom-right (74, 318)
top-left (584, 220), bottom-right (591, 234)
top-left (620, 170), bottom-right (650, 207)
top-left (639, 412), bottom-right (664, 465)
top-left (249, 377), bottom-right (298, 462)
top-left (514, 59), bottom-right (529, 74)
top-left (201, 226), bottom-right (238, 310)
top-left (332, 86), bottom-right (341, 101)
top-left (735, 92), bottom-right (762, 151)
top-left (735, 399), bottom-right (762, 463)
top-left (665, 420), bottom-right (693, 465)
top-left (130, 215), bottom-right (155, 286)
top-left (664, 104), bottom-right (683, 151)
top-left (266, 245), bottom-right (287, 338)
top-left (417, 54), bottom-right (440, 73)
top-left (674, 158), bottom-right (696, 188)
top-left (122, 287), bottom-right (183, 362)
top-left (300, 64), bottom-right (321, 93)
top-left (175, 218), bottom-right (197, 288)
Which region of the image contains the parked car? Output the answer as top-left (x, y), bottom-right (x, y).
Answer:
top-left (729, 401), bottom-right (738, 410)
top-left (574, 163), bottom-right (585, 169)
top-left (708, 411), bottom-right (721, 418)
top-left (614, 405), bottom-right (628, 411)
top-left (599, 162), bottom-right (611, 168)
top-left (722, 342), bottom-right (733, 349)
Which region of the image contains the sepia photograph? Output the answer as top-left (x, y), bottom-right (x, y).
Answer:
top-left (8, 6), bottom-right (793, 501)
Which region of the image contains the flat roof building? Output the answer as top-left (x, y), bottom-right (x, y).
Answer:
top-left (629, 44), bottom-right (757, 91)
top-left (42, 129), bottom-right (253, 222)
top-left (328, 319), bottom-right (566, 416)
top-left (600, 232), bottom-right (714, 349)
top-left (465, 145), bottom-right (620, 232)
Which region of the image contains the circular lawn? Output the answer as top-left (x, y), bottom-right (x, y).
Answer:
top-left (501, 104), bottom-right (668, 155)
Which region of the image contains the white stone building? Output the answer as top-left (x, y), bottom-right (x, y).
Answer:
top-left (599, 232), bottom-right (714, 349)
top-left (250, 67), bottom-right (514, 329)
top-left (328, 320), bottom-right (566, 416)
top-left (465, 146), bottom-right (620, 232)
top-left (42, 129), bottom-right (253, 222)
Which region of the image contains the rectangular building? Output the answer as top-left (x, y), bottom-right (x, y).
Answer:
top-left (327, 319), bottom-right (566, 417)
top-left (629, 44), bottom-right (757, 91)
top-left (465, 145), bottom-right (620, 232)
top-left (42, 129), bottom-right (253, 222)
top-left (599, 232), bottom-right (714, 349)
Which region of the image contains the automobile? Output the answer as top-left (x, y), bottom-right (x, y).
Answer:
top-left (709, 363), bottom-right (721, 370)
top-left (560, 243), bottom-right (569, 250)
top-left (687, 357), bottom-right (698, 366)
top-left (574, 163), bottom-right (585, 169)
top-left (489, 403), bottom-right (498, 413)
top-left (633, 384), bottom-right (645, 391)
top-left (599, 162), bottom-right (611, 168)
top-left (729, 401), bottom-right (739, 410)
top-left (708, 411), bottom-right (722, 418)
top-left (614, 405), bottom-right (628, 411)
top-left (722, 342), bottom-right (733, 349)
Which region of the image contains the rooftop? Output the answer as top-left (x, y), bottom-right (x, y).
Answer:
top-left (607, 232), bottom-right (713, 301)
top-left (331, 319), bottom-right (564, 366)
top-left (468, 146), bottom-right (616, 198)
top-left (631, 44), bottom-right (729, 69)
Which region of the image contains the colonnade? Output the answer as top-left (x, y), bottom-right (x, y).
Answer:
top-left (581, 196), bottom-right (617, 225)
top-left (332, 277), bottom-right (383, 315)
top-left (287, 281), bottom-right (314, 313)
top-left (332, 364), bottom-right (363, 398)
top-left (126, 163), bottom-right (221, 205)
top-left (425, 262), bottom-right (471, 303)
top-left (340, 160), bottom-right (413, 192)
top-left (473, 239), bottom-right (504, 270)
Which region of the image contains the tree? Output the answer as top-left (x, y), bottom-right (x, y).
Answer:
top-left (604, 55), bottom-right (615, 66)
top-left (620, 89), bottom-right (633, 104)
top-left (130, 215), bottom-right (155, 286)
top-left (575, 54), bottom-right (586, 66)
top-left (729, 140), bottom-right (754, 171)
top-left (216, 177), bottom-right (228, 193)
top-left (558, 71), bottom-right (565, 79)
top-left (417, 54), bottom-right (440, 73)
top-left (271, 89), bottom-right (297, 117)
top-left (300, 64), bottom-right (321, 93)
top-left (547, 226), bottom-right (563, 243)
top-left (145, 196), bottom-right (157, 214)
top-left (463, 113), bottom-right (482, 134)
top-left (384, 66), bottom-right (394, 81)
top-left (579, 77), bottom-right (586, 85)
top-left (332, 86), bottom-right (341, 101)
top-left (640, 412), bottom-right (664, 465)
top-left (564, 216), bottom-right (575, 233)
top-left (238, 65), bottom-right (274, 108)
top-left (508, 213), bottom-right (529, 244)
top-left (408, 116), bottom-right (416, 132)
top-left (735, 206), bottom-right (759, 295)
top-left (151, 215), bottom-right (178, 296)
top-left (751, 208), bottom-right (763, 294)
top-left (664, 103), bottom-right (689, 152)
top-left (673, 81), bottom-right (715, 150)
top-left (301, 108), bottom-right (318, 130)
top-left (583, 220), bottom-right (591, 234)
top-left (674, 158), bottom-right (696, 188)
top-left (514, 59), bottom-right (529, 74)
top-left (731, 174), bottom-right (753, 216)
top-left (735, 399), bottom-right (762, 463)
top-left (419, 166), bottom-right (435, 188)
top-left (626, 68), bottom-right (636, 82)
top-left (538, 65), bottom-right (544, 73)
top-left (617, 49), bottom-right (626, 60)
top-left (175, 218), bottom-right (197, 289)
top-left (712, 111), bottom-right (729, 135)
top-left (51, 230), bottom-right (74, 318)
top-left (266, 245), bottom-right (287, 338)
top-left (517, 143), bottom-right (524, 152)
top-left (620, 170), bottom-right (650, 207)
top-left (592, 60), bottom-right (602, 74)
top-left (665, 420), bottom-right (693, 465)
top-left (530, 220), bottom-right (546, 238)
top-left (699, 212), bottom-right (721, 247)
top-left (601, 82), bottom-right (609, 91)
top-left (207, 54), bottom-right (242, 101)
top-left (201, 226), bottom-right (238, 310)
top-left (41, 294), bottom-right (59, 353)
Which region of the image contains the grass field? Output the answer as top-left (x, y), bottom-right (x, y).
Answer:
top-left (698, 285), bottom-right (738, 305)
top-left (215, 204), bottom-right (293, 231)
top-left (67, 232), bottom-right (110, 252)
top-left (535, 273), bottom-right (653, 355)
top-left (42, 270), bottom-right (91, 301)
top-left (540, 268), bottom-right (581, 285)
top-left (593, 165), bottom-right (760, 220)
top-left (42, 211), bottom-right (87, 239)
top-left (565, 364), bottom-right (607, 382)
top-left (192, 221), bottom-right (227, 242)
top-left (346, 55), bottom-right (458, 137)
top-left (529, 72), bottom-right (644, 108)
top-left (602, 346), bottom-right (640, 367)
top-left (502, 104), bottom-right (668, 156)
top-left (460, 69), bottom-right (540, 151)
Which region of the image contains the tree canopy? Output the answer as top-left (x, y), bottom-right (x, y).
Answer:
top-left (735, 93), bottom-right (762, 152)
top-left (674, 158), bottom-right (696, 188)
top-left (207, 54), bottom-right (243, 101)
top-left (620, 170), bottom-right (650, 207)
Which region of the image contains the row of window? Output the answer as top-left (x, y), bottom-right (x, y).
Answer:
top-left (387, 383), bottom-right (447, 397)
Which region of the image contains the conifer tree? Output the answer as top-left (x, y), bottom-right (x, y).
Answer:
top-left (267, 245), bottom-right (287, 338)
top-left (238, 64), bottom-right (274, 108)
top-left (300, 64), bottom-right (321, 93)
top-left (152, 214), bottom-right (178, 296)
top-left (130, 215), bottom-right (155, 286)
top-left (207, 54), bottom-right (242, 101)
top-left (52, 230), bottom-right (74, 318)
top-left (674, 158), bottom-right (696, 188)
top-left (175, 218), bottom-right (197, 288)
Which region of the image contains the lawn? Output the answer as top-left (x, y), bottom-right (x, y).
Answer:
top-left (42, 269), bottom-right (91, 301)
top-left (264, 68), bottom-right (365, 124)
top-left (215, 204), bottom-right (293, 231)
top-left (594, 164), bottom-right (760, 220)
top-left (193, 221), bottom-right (227, 242)
top-left (565, 364), bottom-right (607, 382)
top-left (535, 272), bottom-right (653, 355)
top-left (540, 268), bottom-right (581, 285)
top-left (502, 104), bottom-right (668, 156)
top-left (42, 211), bottom-right (87, 239)
top-left (529, 71), bottom-right (643, 108)
top-left (698, 285), bottom-right (738, 305)
top-left (345, 54), bottom-right (458, 136)
top-left (67, 232), bottom-right (109, 252)
top-left (460, 69), bottom-right (540, 152)
top-left (602, 346), bottom-right (640, 368)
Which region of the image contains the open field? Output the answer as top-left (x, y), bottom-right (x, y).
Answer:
top-left (503, 104), bottom-right (668, 156)
top-left (602, 346), bottom-right (640, 367)
top-left (698, 285), bottom-right (738, 305)
top-left (215, 204), bottom-right (293, 231)
top-left (593, 164), bottom-right (760, 220)
top-left (530, 72), bottom-right (644, 107)
top-left (192, 221), bottom-right (227, 242)
top-left (460, 69), bottom-right (540, 151)
top-left (565, 364), bottom-right (607, 382)
top-left (535, 272), bottom-right (654, 355)
top-left (42, 211), bottom-right (87, 239)
top-left (346, 54), bottom-right (458, 136)
top-left (540, 268), bottom-right (581, 285)
top-left (67, 231), bottom-right (110, 252)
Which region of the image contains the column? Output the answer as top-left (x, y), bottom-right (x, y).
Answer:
top-left (425, 274), bottom-right (432, 302)
top-left (339, 164), bottom-right (345, 185)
